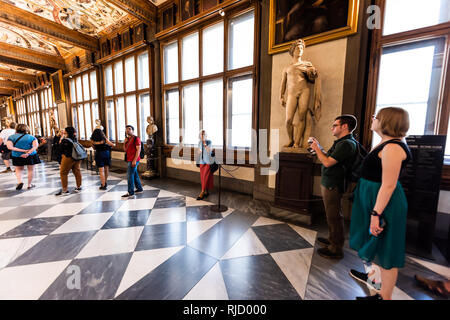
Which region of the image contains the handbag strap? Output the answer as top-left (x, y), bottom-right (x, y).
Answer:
top-left (13, 134), bottom-right (26, 147)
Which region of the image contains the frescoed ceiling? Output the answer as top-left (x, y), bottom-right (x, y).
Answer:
top-left (0, 63), bottom-right (40, 75)
top-left (0, 0), bottom-right (158, 96)
top-left (0, 22), bottom-right (64, 56)
top-left (3, 0), bottom-right (129, 36)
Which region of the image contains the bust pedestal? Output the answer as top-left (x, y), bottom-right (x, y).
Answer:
top-left (142, 134), bottom-right (158, 180)
top-left (274, 149), bottom-right (315, 222)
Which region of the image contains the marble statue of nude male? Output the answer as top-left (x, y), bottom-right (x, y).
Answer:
top-left (280, 39), bottom-right (321, 149)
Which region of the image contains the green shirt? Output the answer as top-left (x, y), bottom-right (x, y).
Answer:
top-left (321, 134), bottom-right (357, 193)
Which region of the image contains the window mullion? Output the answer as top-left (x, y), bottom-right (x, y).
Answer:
top-left (223, 16), bottom-right (229, 150)
top-left (178, 37), bottom-right (182, 144)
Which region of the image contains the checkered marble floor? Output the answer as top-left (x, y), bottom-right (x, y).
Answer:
top-left (0, 161), bottom-right (318, 300)
top-left (0, 161), bottom-right (448, 300)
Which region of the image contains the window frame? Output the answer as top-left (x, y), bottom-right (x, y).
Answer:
top-left (102, 48), bottom-right (154, 148)
top-left (23, 92), bottom-right (41, 136)
top-left (160, 5), bottom-right (259, 165)
top-left (69, 68), bottom-right (100, 142)
top-left (40, 87), bottom-right (58, 137)
top-left (15, 97), bottom-right (27, 127)
top-left (365, 0), bottom-right (450, 188)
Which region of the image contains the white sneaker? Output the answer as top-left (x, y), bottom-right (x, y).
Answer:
top-left (55, 190), bottom-right (70, 197)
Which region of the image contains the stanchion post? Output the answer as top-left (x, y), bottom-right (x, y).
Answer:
top-left (211, 164), bottom-right (228, 213)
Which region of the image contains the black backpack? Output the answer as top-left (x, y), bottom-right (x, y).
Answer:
top-left (347, 138), bottom-right (368, 183)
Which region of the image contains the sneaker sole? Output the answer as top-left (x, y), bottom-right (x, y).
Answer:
top-left (317, 251), bottom-right (343, 260)
top-left (349, 271), bottom-right (381, 292)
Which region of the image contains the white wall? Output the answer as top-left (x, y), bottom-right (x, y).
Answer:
top-left (166, 158), bottom-right (255, 182)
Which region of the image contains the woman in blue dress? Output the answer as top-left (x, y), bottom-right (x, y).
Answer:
top-left (350, 107), bottom-right (411, 300)
top-left (6, 124), bottom-right (41, 190)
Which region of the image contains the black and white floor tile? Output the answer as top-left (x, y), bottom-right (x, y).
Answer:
top-left (0, 160), bottom-right (448, 300)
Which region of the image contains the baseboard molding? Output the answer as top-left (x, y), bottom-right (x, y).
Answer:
top-left (165, 166), bottom-right (253, 195)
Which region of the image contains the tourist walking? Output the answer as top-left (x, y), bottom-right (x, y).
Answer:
top-left (0, 122), bottom-right (16, 173)
top-left (90, 128), bottom-right (115, 190)
top-left (6, 124), bottom-right (40, 190)
top-left (55, 127), bottom-right (83, 196)
top-left (122, 125), bottom-right (143, 198)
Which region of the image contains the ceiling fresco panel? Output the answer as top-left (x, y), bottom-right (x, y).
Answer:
top-left (3, 0), bottom-right (129, 36)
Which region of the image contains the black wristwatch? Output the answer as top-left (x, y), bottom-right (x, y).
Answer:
top-left (371, 210), bottom-right (381, 217)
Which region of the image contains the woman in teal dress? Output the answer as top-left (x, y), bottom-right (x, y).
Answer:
top-left (350, 107), bottom-right (411, 300)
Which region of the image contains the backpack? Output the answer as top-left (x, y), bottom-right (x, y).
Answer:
top-left (347, 138), bottom-right (368, 183)
top-left (66, 138), bottom-right (87, 160)
top-left (0, 143), bottom-right (8, 153)
top-left (124, 136), bottom-right (145, 161)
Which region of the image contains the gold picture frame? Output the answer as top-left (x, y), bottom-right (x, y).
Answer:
top-left (8, 96), bottom-right (14, 115)
top-left (50, 70), bottom-right (66, 104)
top-left (269, 0), bottom-right (359, 55)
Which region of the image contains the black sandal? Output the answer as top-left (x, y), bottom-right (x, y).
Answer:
top-left (196, 192), bottom-right (205, 200)
top-left (16, 183), bottom-right (23, 190)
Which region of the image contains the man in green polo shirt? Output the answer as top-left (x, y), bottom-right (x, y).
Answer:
top-left (309, 115), bottom-right (358, 259)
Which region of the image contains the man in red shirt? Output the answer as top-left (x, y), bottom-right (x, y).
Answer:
top-left (122, 125), bottom-right (143, 198)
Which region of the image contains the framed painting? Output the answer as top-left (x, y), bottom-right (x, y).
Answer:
top-left (50, 70), bottom-right (66, 104)
top-left (134, 23), bottom-right (147, 43)
top-left (111, 34), bottom-right (121, 52)
top-left (122, 28), bottom-right (132, 48)
top-left (269, 0), bottom-right (359, 54)
top-left (181, 0), bottom-right (195, 21)
top-left (101, 40), bottom-right (111, 57)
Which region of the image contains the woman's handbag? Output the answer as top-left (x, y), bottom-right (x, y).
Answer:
top-left (210, 162), bottom-right (218, 173)
top-left (209, 149), bottom-right (218, 173)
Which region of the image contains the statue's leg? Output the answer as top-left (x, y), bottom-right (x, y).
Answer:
top-left (294, 89), bottom-right (310, 148)
top-left (302, 111), bottom-right (313, 148)
top-left (284, 95), bottom-right (298, 147)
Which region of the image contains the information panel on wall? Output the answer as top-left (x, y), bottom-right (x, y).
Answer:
top-left (400, 135), bottom-right (447, 259)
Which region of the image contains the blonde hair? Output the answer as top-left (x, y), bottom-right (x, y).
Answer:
top-left (376, 107), bottom-right (410, 138)
top-left (198, 129), bottom-right (206, 140)
top-left (16, 124), bottom-right (30, 134)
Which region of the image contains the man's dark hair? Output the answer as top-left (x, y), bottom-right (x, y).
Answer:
top-left (65, 126), bottom-right (77, 140)
top-left (126, 125), bottom-right (134, 131)
top-left (335, 115), bottom-right (357, 133)
top-left (9, 122), bottom-right (16, 129)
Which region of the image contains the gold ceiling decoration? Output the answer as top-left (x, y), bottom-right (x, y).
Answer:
top-left (0, 62), bottom-right (40, 75)
top-left (4, 0), bottom-right (129, 36)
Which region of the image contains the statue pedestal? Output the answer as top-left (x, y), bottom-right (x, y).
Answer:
top-left (142, 169), bottom-right (158, 179)
top-left (274, 151), bottom-right (316, 223)
top-left (142, 135), bottom-right (159, 180)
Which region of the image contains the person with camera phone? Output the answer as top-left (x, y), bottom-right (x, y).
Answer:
top-left (309, 115), bottom-right (358, 260)
top-left (349, 107), bottom-right (412, 300)
top-left (196, 129), bottom-right (216, 200)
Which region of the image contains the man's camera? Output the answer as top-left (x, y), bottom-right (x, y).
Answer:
top-left (307, 138), bottom-right (316, 155)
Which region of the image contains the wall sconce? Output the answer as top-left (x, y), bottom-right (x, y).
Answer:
top-left (219, 9), bottom-right (225, 16)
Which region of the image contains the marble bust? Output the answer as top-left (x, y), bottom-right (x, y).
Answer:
top-left (146, 116), bottom-right (158, 137)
